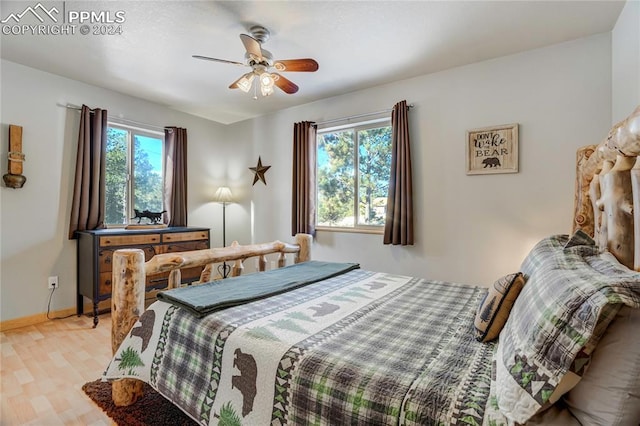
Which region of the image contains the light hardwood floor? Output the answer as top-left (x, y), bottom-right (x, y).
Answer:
top-left (1, 313), bottom-right (114, 425)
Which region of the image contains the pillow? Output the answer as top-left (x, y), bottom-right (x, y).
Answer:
top-left (525, 400), bottom-right (582, 425)
top-left (493, 232), bottom-right (640, 424)
top-left (474, 272), bottom-right (525, 342)
top-left (519, 229), bottom-right (599, 279)
top-left (563, 305), bottom-right (640, 425)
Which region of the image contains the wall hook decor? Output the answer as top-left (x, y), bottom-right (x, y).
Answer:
top-left (3, 125), bottom-right (26, 188)
top-left (249, 156), bottom-right (271, 186)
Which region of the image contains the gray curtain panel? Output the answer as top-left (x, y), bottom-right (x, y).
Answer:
top-left (68, 105), bottom-right (107, 239)
top-left (291, 121), bottom-right (317, 236)
top-left (163, 127), bottom-right (188, 227)
top-left (384, 100), bottom-right (414, 245)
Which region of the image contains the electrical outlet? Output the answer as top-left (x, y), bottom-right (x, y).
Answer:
top-left (48, 276), bottom-right (59, 289)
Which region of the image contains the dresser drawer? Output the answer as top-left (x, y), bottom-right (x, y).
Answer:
top-left (99, 246), bottom-right (156, 271)
top-left (181, 266), bottom-right (205, 282)
top-left (146, 271), bottom-right (170, 287)
top-left (100, 234), bottom-right (161, 247)
top-left (100, 270), bottom-right (172, 295)
top-left (98, 272), bottom-right (113, 297)
top-left (163, 231), bottom-right (209, 243)
top-left (164, 241), bottom-right (210, 253)
top-left (146, 268), bottom-right (203, 287)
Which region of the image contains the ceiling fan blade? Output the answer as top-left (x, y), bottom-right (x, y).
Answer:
top-left (240, 34), bottom-right (263, 61)
top-left (273, 59), bottom-right (319, 72)
top-left (272, 73), bottom-right (299, 94)
top-left (192, 55), bottom-right (245, 66)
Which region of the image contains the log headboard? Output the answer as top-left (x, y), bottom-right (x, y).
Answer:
top-left (573, 105), bottom-right (640, 271)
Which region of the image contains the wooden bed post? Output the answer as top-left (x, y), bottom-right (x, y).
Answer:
top-left (295, 233), bottom-right (312, 263)
top-left (111, 249), bottom-right (146, 406)
top-left (167, 269), bottom-right (181, 289)
top-left (588, 164), bottom-right (602, 244)
top-left (595, 160), bottom-right (614, 251)
top-left (573, 145), bottom-right (597, 236)
top-left (600, 155), bottom-right (635, 269)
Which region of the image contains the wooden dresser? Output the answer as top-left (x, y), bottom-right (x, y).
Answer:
top-left (76, 227), bottom-right (210, 326)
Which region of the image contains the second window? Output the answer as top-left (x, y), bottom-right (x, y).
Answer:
top-left (317, 120), bottom-right (392, 230)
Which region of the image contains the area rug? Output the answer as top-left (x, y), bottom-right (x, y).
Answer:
top-left (82, 379), bottom-right (196, 425)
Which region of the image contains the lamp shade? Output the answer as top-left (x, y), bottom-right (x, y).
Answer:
top-left (236, 72), bottom-right (255, 93)
top-left (213, 186), bottom-right (233, 203)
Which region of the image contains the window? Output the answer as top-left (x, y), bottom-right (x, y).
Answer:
top-left (105, 124), bottom-right (164, 225)
top-left (316, 120), bottom-right (392, 230)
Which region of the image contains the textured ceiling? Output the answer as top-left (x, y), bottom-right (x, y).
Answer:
top-left (0, 1), bottom-right (626, 124)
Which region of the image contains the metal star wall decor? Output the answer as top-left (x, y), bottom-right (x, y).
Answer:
top-left (249, 156), bottom-right (271, 186)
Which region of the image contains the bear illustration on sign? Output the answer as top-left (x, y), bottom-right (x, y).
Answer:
top-left (482, 157), bottom-right (501, 168)
top-left (232, 348), bottom-right (257, 417)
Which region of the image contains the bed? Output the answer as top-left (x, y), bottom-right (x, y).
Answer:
top-left (103, 106), bottom-right (640, 425)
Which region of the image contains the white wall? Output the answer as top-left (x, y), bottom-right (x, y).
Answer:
top-left (612, 0), bottom-right (640, 123)
top-left (0, 60), bottom-right (252, 322)
top-left (241, 34), bottom-right (613, 287)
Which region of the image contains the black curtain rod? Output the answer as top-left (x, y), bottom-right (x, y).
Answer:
top-left (57, 103), bottom-right (168, 132)
top-left (315, 103), bottom-right (414, 127)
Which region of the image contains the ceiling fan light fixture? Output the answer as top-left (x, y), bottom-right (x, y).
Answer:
top-left (236, 72), bottom-right (255, 93)
top-left (259, 71), bottom-right (275, 96)
top-left (193, 24), bottom-right (318, 99)
top-left (260, 84), bottom-right (274, 97)
top-left (260, 71), bottom-right (274, 87)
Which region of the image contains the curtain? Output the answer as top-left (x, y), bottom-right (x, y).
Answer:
top-left (163, 127), bottom-right (188, 227)
top-left (384, 100), bottom-right (414, 245)
top-left (68, 105), bottom-right (107, 239)
top-left (291, 121), bottom-right (317, 236)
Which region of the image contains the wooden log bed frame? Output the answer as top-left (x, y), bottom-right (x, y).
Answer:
top-left (109, 105), bottom-right (639, 409)
top-left (110, 233), bottom-right (312, 406)
top-left (573, 105), bottom-right (640, 269)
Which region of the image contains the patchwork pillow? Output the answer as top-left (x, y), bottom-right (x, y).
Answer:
top-left (493, 232), bottom-right (640, 424)
top-left (474, 272), bottom-right (525, 342)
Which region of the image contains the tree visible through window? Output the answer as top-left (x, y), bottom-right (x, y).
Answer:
top-left (105, 125), bottom-right (164, 225)
top-left (317, 121), bottom-right (392, 229)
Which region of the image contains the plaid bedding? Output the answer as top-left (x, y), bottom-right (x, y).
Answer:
top-left (104, 268), bottom-right (502, 425)
top-left (494, 231), bottom-right (640, 423)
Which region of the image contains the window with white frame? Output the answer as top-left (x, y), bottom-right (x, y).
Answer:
top-left (105, 124), bottom-right (164, 225)
top-left (316, 119), bottom-right (392, 230)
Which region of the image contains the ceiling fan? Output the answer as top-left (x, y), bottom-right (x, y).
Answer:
top-left (193, 25), bottom-right (319, 99)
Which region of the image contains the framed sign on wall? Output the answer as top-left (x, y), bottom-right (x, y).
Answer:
top-left (466, 123), bottom-right (519, 175)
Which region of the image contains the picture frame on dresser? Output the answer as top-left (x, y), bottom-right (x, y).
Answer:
top-left (76, 227), bottom-right (210, 327)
